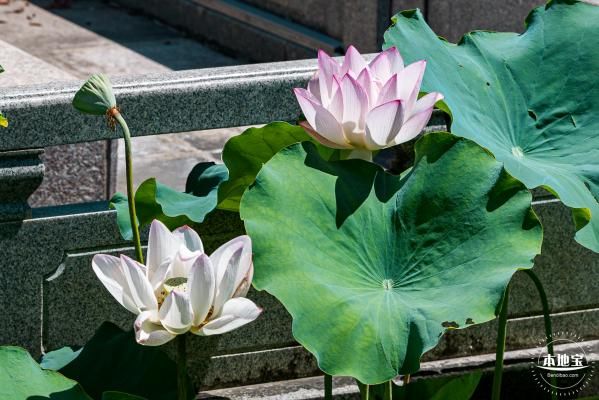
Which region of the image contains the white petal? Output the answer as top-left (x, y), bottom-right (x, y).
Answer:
top-left (195, 298), bottom-right (262, 336)
top-left (299, 121), bottom-right (352, 150)
top-left (134, 311), bottom-right (176, 346)
top-left (393, 107), bottom-right (435, 145)
top-left (341, 45), bottom-right (368, 77)
top-left (295, 89), bottom-right (348, 147)
top-left (232, 261), bottom-right (254, 298)
top-left (158, 291), bottom-right (193, 335)
top-left (147, 220), bottom-right (179, 287)
top-left (92, 254), bottom-right (138, 314)
top-left (327, 77), bottom-right (344, 120)
top-left (172, 225), bottom-right (204, 253)
top-left (376, 75), bottom-right (399, 106)
top-left (395, 60), bottom-right (427, 111)
top-left (168, 246), bottom-right (202, 279)
top-left (365, 100), bottom-right (405, 148)
top-left (337, 74), bottom-right (368, 131)
top-left (317, 49), bottom-right (341, 105)
top-left (369, 47), bottom-right (404, 82)
top-left (189, 254), bottom-right (216, 326)
top-left (120, 255), bottom-right (158, 313)
top-left (210, 236), bottom-right (252, 314)
top-left (307, 71), bottom-right (321, 102)
top-left (411, 92), bottom-right (444, 116)
top-left (356, 68), bottom-right (375, 107)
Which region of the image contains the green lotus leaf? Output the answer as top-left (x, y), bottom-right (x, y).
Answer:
top-left (383, 1), bottom-right (599, 251)
top-left (40, 346), bottom-right (83, 371)
top-left (218, 121), bottom-right (334, 212)
top-left (240, 132), bottom-right (542, 383)
top-left (102, 392), bottom-right (147, 400)
top-left (73, 73), bottom-right (117, 115)
top-left (111, 164), bottom-right (228, 239)
top-left (0, 346), bottom-right (91, 399)
top-left (60, 322), bottom-right (191, 399)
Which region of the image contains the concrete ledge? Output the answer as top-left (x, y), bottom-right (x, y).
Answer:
top-left (199, 340), bottom-right (599, 399)
top-left (0, 55), bottom-right (370, 151)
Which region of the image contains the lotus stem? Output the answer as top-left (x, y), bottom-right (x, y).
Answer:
top-left (491, 284), bottom-right (509, 400)
top-left (523, 269), bottom-right (557, 400)
top-left (114, 112), bottom-right (144, 264)
top-left (383, 380), bottom-right (393, 400)
top-left (361, 384), bottom-right (370, 400)
top-left (324, 373), bottom-right (333, 400)
top-left (177, 335), bottom-right (188, 400)
top-left (404, 374), bottom-right (411, 384)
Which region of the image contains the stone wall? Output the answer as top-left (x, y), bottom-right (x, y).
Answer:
top-left (113, 0), bottom-right (547, 61)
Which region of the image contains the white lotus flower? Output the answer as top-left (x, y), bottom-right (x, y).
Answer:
top-left (294, 45), bottom-right (443, 161)
top-left (92, 220), bottom-right (261, 346)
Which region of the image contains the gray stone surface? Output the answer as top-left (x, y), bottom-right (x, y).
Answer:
top-left (0, 56), bottom-right (362, 151)
top-left (1, 0), bottom-right (239, 205)
top-left (0, 38), bottom-right (111, 207)
top-left (426, 0), bottom-right (546, 43)
top-left (0, 149), bottom-right (44, 221)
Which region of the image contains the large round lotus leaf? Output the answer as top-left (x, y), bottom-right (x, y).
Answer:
top-left (383, 1), bottom-right (599, 251)
top-left (218, 122), bottom-right (333, 212)
top-left (240, 133), bottom-right (542, 383)
top-left (0, 346), bottom-right (90, 399)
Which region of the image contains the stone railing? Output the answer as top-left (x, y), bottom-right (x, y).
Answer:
top-left (0, 58), bottom-right (597, 393)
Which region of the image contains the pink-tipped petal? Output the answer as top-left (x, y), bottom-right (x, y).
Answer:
top-left (341, 45), bottom-right (368, 77)
top-left (393, 107), bottom-right (435, 145)
top-left (376, 75), bottom-right (399, 106)
top-left (356, 68), bottom-right (375, 107)
top-left (195, 297), bottom-right (262, 336)
top-left (396, 60), bottom-right (427, 111)
top-left (92, 254), bottom-right (138, 315)
top-left (295, 89), bottom-right (348, 147)
top-left (412, 92), bottom-right (444, 115)
top-left (365, 100), bottom-right (405, 148)
top-left (317, 49), bottom-right (341, 104)
top-left (134, 311), bottom-right (176, 346)
top-left (158, 291), bottom-right (193, 335)
top-left (370, 47), bottom-right (404, 82)
top-left (120, 255), bottom-right (158, 313)
top-left (172, 225), bottom-right (204, 253)
top-left (307, 71), bottom-right (322, 102)
top-left (337, 74), bottom-right (368, 131)
top-left (299, 121), bottom-right (352, 149)
top-left (189, 254), bottom-right (216, 326)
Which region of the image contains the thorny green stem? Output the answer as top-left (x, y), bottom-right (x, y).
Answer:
top-left (324, 373), bottom-right (333, 400)
top-left (114, 112), bottom-right (144, 264)
top-left (177, 335), bottom-right (188, 400)
top-left (523, 269), bottom-right (557, 400)
top-left (492, 284), bottom-right (509, 400)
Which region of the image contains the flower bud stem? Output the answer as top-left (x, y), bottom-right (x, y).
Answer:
top-left (383, 380), bottom-right (392, 400)
top-left (114, 112), bottom-right (144, 264)
top-left (324, 373), bottom-right (332, 400)
top-left (523, 269), bottom-right (556, 400)
top-left (177, 334), bottom-right (188, 400)
top-left (491, 284), bottom-right (509, 400)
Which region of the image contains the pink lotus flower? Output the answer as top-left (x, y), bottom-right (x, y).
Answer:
top-left (294, 46), bottom-right (443, 161)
